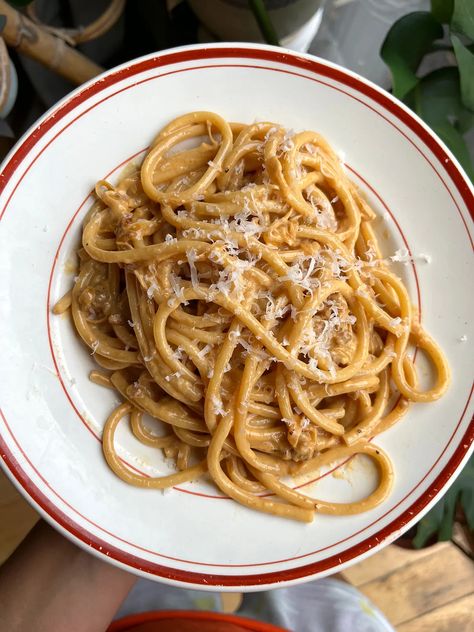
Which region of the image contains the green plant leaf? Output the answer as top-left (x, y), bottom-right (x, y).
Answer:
top-left (460, 487), bottom-right (474, 529)
top-left (433, 122), bottom-right (474, 179)
top-left (413, 499), bottom-right (444, 548)
top-left (409, 67), bottom-right (473, 131)
top-left (438, 480), bottom-right (458, 540)
top-left (452, 34), bottom-right (474, 111)
top-left (391, 57), bottom-right (474, 179)
top-left (431, 0), bottom-right (454, 23)
top-left (381, 12), bottom-right (444, 100)
top-left (452, 0), bottom-right (474, 39)
top-left (414, 456), bottom-right (474, 548)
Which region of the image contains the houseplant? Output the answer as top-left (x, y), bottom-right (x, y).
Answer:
top-left (381, 0), bottom-right (474, 180)
top-left (189, 0), bottom-right (326, 52)
top-left (381, 0), bottom-right (473, 550)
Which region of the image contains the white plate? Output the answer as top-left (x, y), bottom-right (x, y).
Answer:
top-left (0, 43), bottom-right (473, 591)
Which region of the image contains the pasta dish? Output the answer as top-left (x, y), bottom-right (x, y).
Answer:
top-left (54, 112), bottom-right (450, 522)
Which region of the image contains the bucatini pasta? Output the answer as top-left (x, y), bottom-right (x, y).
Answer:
top-left (54, 112), bottom-right (450, 522)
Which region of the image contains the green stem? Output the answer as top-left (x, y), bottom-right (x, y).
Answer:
top-left (248, 0), bottom-right (280, 46)
top-left (430, 42), bottom-right (454, 52)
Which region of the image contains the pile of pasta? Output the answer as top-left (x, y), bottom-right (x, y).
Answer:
top-left (55, 112), bottom-right (450, 522)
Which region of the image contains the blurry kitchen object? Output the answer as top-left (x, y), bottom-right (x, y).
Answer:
top-left (310, 0), bottom-right (429, 88)
top-left (188, 0), bottom-right (326, 52)
top-left (0, 0), bottom-right (109, 86)
top-left (0, 34), bottom-right (17, 119)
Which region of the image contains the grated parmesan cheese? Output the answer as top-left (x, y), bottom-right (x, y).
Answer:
top-left (197, 343), bottom-right (213, 359)
top-left (228, 328), bottom-right (241, 341)
top-left (276, 128), bottom-right (296, 155)
top-left (302, 142), bottom-right (316, 154)
top-left (165, 371), bottom-right (181, 382)
top-left (168, 272), bottom-right (187, 303)
top-left (390, 248), bottom-right (410, 263)
top-left (279, 256), bottom-right (320, 293)
top-left (229, 206), bottom-right (263, 237)
top-left (147, 280), bottom-right (160, 299)
top-left (211, 395), bottom-right (226, 416)
top-left (172, 346), bottom-right (184, 360)
top-left (186, 249), bottom-right (200, 289)
top-left (208, 160), bottom-right (222, 172)
top-left (355, 286), bottom-right (368, 297)
top-left (301, 417), bottom-right (310, 430)
top-left (182, 227), bottom-right (203, 239)
top-left (308, 357), bottom-right (326, 380)
top-left (264, 126), bottom-right (278, 141)
top-left (389, 248), bottom-right (432, 265)
top-left (238, 337), bottom-right (269, 360)
top-left (389, 317), bottom-right (402, 328)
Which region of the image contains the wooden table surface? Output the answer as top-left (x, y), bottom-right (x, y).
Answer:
top-left (1, 468), bottom-right (473, 629)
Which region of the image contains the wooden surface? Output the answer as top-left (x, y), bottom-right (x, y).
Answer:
top-left (1, 468), bottom-right (473, 629)
top-left (0, 469), bottom-right (38, 565)
top-left (341, 540), bottom-right (474, 629)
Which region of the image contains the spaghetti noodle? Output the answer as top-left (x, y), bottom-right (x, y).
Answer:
top-left (54, 112), bottom-right (450, 522)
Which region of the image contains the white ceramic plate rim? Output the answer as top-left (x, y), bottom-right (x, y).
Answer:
top-left (0, 43), bottom-right (473, 591)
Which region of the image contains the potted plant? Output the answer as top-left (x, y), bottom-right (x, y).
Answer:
top-left (394, 456), bottom-right (473, 551)
top-left (381, 0), bottom-right (474, 179)
top-left (188, 0), bottom-right (327, 52)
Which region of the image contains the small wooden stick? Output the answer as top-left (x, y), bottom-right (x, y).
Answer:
top-left (0, 36), bottom-right (11, 114)
top-left (0, 0), bottom-right (103, 85)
